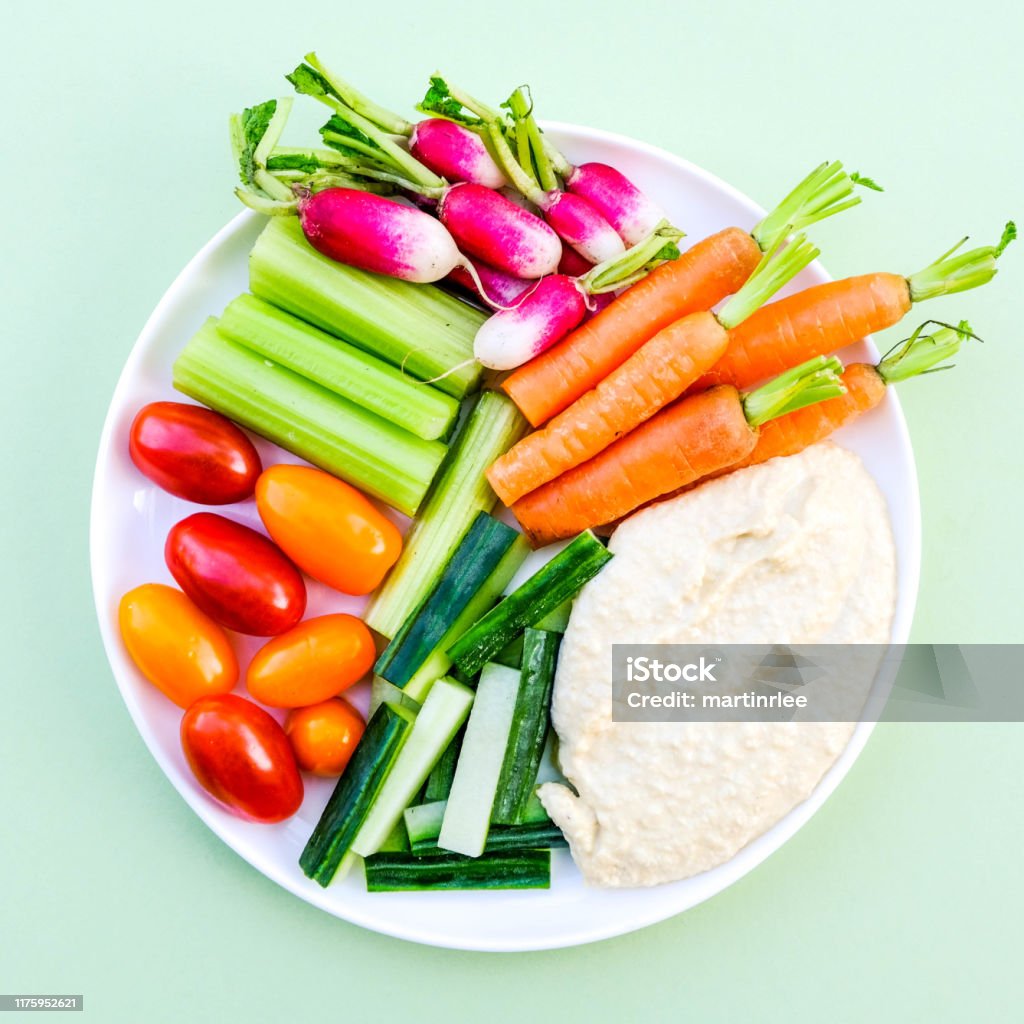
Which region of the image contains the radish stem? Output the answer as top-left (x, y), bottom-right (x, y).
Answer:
top-left (582, 224), bottom-right (684, 293)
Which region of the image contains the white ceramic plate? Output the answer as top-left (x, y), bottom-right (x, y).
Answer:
top-left (90, 124), bottom-right (920, 951)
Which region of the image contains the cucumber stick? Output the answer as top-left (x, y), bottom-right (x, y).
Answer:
top-left (423, 727), bottom-right (463, 802)
top-left (405, 795), bottom-right (550, 848)
top-left (299, 702), bottom-right (415, 886)
top-left (447, 531), bottom-right (612, 677)
top-left (492, 629), bottom-right (560, 825)
top-left (375, 513), bottom-right (520, 687)
top-left (401, 536), bottom-right (529, 703)
top-left (249, 217), bottom-right (485, 398)
top-left (438, 663), bottom-right (520, 858)
top-left (366, 391), bottom-right (529, 638)
top-left (217, 294), bottom-right (459, 441)
top-left (364, 850), bottom-right (550, 891)
top-left (350, 677), bottom-right (475, 858)
top-left (174, 320), bottom-right (445, 517)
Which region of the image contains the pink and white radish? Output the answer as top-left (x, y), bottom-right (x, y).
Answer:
top-left (483, 89), bottom-right (626, 265)
top-left (560, 162), bottom-right (668, 246)
top-left (288, 54), bottom-right (507, 189)
top-left (474, 276), bottom-right (587, 369)
top-left (287, 58), bottom-right (561, 280)
top-left (409, 118), bottom-right (508, 189)
top-left (437, 183), bottom-right (562, 279)
top-left (474, 223), bottom-right (684, 370)
top-left (297, 187), bottom-right (487, 285)
top-left (447, 258), bottom-right (534, 310)
top-left (421, 76), bottom-right (671, 247)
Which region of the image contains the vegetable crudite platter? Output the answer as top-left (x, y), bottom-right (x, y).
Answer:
top-left (90, 56), bottom-right (1015, 950)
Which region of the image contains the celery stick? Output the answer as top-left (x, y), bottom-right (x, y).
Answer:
top-left (366, 391), bottom-right (529, 638)
top-left (249, 217), bottom-right (485, 397)
top-left (173, 319), bottom-right (445, 516)
top-left (218, 294), bottom-right (459, 441)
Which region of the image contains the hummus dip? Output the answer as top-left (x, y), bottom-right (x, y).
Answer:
top-left (538, 443), bottom-right (897, 888)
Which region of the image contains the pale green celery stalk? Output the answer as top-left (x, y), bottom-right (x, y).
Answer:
top-left (366, 391), bottom-right (530, 639)
top-left (248, 217), bottom-right (484, 398)
top-left (217, 295), bottom-right (459, 442)
top-left (173, 320), bottom-right (445, 517)
top-left (906, 222), bottom-right (1016, 302)
top-left (742, 356), bottom-right (847, 428)
top-left (751, 161), bottom-right (880, 253)
top-left (716, 233), bottom-right (819, 330)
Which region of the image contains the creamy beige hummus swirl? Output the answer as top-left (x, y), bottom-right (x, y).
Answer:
top-left (539, 443), bottom-right (897, 888)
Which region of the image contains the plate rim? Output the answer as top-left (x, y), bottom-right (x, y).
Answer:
top-left (90, 121), bottom-right (921, 951)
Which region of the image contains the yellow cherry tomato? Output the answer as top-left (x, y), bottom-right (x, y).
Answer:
top-left (118, 583), bottom-right (238, 708)
top-left (245, 614), bottom-right (376, 708)
top-left (285, 699), bottom-right (366, 776)
top-left (255, 465), bottom-right (402, 596)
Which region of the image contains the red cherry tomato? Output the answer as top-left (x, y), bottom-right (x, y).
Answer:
top-left (246, 614), bottom-right (376, 708)
top-left (286, 699), bottom-right (366, 777)
top-left (129, 401), bottom-right (262, 504)
top-left (165, 513), bottom-right (306, 635)
top-left (181, 694), bottom-right (303, 823)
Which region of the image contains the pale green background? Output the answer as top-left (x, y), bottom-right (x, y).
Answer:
top-left (2, 0), bottom-right (1022, 1020)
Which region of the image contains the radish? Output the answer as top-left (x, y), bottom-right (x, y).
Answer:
top-left (484, 87), bottom-right (625, 264)
top-left (474, 224), bottom-right (684, 370)
top-left (282, 53), bottom-right (507, 189)
top-left (286, 58), bottom-right (561, 280)
top-left (474, 276), bottom-right (587, 370)
top-left (409, 118), bottom-right (507, 189)
top-left (558, 163), bottom-right (667, 246)
top-left (422, 77), bottom-right (670, 246)
top-left (447, 258), bottom-right (534, 310)
top-left (296, 188), bottom-right (482, 283)
top-left (421, 79), bottom-right (625, 265)
top-left (437, 183), bottom-right (561, 279)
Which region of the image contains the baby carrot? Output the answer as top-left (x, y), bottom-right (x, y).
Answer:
top-left (511, 356), bottom-right (846, 546)
top-left (502, 161), bottom-right (876, 426)
top-left (696, 224), bottom-right (1013, 391)
top-left (730, 319), bottom-right (975, 470)
top-left (488, 235), bottom-right (821, 506)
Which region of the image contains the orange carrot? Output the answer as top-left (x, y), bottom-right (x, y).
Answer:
top-left (594, 320), bottom-right (974, 533)
top-left (728, 318), bottom-right (974, 471)
top-left (489, 312), bottom-right (728, 505)
top-left (486, 231), bottom-right (824, 506)
top-left (694, 273), bottom-right (910, 391)
top-left (502, 227), bottom-right (761, 425)
top-left (694, 223), bottom-right (1014, 392)
top-left (511, 357), bottom-right (846, 546)
top-left (502, 160), bottom-right (878, 426)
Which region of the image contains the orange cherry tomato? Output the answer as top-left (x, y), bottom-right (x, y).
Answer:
top-left (286, 698), bottom-right (366, 776)
top-left (118, 583), bottom-right (238, 708)
top-left (245, 614), bottom-right (376, 708)
top-left (255, 465), bottom-right (402, 595)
